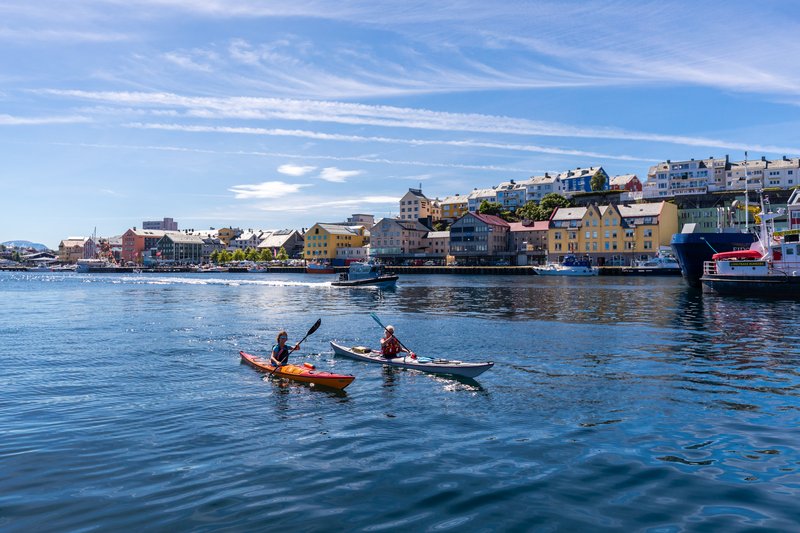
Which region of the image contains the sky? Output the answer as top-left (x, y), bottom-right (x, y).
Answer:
top-left (2, 1), bottom-right (800, 249)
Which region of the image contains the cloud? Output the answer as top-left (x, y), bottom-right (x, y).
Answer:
top-left (318, 167), bottom-right (362, 183)
top-left (0, 113), bottom-right (90, 125)
top-left (256, 195), bottom-right (399, 213)
top-left (228, 181), bottom-right (309, 199)
top-left (278, 163), bottom-right (316, 176)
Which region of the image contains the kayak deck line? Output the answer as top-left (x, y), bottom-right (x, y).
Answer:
top-left (239, 351), bottom-right (355, 390)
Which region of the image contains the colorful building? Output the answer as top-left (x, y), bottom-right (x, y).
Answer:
top-left (303, 223), bottom-right (367, 260)
top-left (449, 212), bottom-right (511, 264)
top-left (440, 195), bottom-right (468, 223)
top-left (121, 228), bottom-right (170, 263)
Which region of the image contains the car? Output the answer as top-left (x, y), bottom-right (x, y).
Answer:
top-left (423, 260), bottom-right (436, 266)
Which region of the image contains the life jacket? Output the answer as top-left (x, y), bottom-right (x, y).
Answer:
top-left (272, 344), bottom-right (291, 365)
top-left (381, 336), bottom-right (401, 356)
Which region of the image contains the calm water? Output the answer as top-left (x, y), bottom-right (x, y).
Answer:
top-left (1, 271), bottom-right (799, 531)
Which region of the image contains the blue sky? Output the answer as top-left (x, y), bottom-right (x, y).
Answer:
top-left (3, 1), bottom-right (800, 248)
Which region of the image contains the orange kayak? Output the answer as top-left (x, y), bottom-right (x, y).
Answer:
top-left (239, 351), bottom-right (355, 390)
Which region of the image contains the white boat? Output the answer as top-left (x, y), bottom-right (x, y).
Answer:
top-left (75, 258), bottom-right (117, 272)
top-left (533, 255), bottom-right (598, 276)
top-left (701, 191), bottom-right (800, 296)
top-left (624, 247), bottom-right (681, 275)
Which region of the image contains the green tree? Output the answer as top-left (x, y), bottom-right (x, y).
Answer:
top-left (538, 193), bottom-right (571, 220)
top-left (478, 200), bottom-right (503, 216)
top-left (516, 200), bottom-right (541, 221)
top-left (260, 248), bottom-right (274, 262)
top-left (276, 247), bottom-right (289, 261)
top-left (218, 250), bottom-right (232, 264)
top-left (232, 248), bottom-right (246, 261)
top-left (245, 247), bottom-right (258, 261)
top-left (210, 250), bottom-right (219, 264)
top-left (433, 220), bottom-right (450, 231)
top-left (590, 170), bottom-right (607, 191)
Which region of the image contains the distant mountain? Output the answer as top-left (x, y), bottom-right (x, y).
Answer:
top-left (2, 240), bottom-right (50, 251)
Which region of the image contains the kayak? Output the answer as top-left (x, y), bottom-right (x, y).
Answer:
top-left (239, 351), bottom-right (355, 390)
top-left (330, 341), bottom-right (493, 379)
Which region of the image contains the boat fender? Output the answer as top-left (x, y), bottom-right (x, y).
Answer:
top-left (303, 362), bottom-right (316, 370)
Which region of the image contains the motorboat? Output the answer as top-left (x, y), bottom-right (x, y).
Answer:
top-left (331, 261), bottom-right (398, 288)
top-left (532, 255), bottom-right (598, 276)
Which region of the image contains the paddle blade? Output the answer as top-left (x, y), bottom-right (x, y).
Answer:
top-left (370, 313), bottom-right (386, 329)
top-left (306, 318), bottom-right (322, 337)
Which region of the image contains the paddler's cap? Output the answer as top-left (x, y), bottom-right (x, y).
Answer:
top-left (386, 325), bottom-right (394, 333)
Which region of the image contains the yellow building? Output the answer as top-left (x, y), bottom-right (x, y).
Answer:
top-left (548, 201), bottom-right (678, 265)
top-left (440, 194), bottom-right (468, 223)
top-left (303, 223), bottom-right (367, 260)
top-left (217, 227), bottom-right (241, 247)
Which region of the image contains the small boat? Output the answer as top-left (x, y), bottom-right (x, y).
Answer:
top-left (330, 341), bottom-right (493, 379)
top-left (700, 193), bottom-right (800, 297)
top-left (622, 247), bottom-right (681, 275)
top-left (532, 255), bottom-right (598, 276)
top-left (306, 261), bottom-right (335, 274)
top-left (239, 351), bottom-right (355, 390)
top-left (331, 261), bottom-right (398, 288)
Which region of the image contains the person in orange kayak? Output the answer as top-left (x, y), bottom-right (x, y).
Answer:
top-left (270, 330), bottom-right (300, 367)
top-left (380, 325), bottom-right (415, 359)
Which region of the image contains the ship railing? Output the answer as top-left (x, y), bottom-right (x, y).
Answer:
top-left (702, 261), bottom-right (718, 275)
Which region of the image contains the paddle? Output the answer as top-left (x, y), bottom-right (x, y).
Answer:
top-left (269, 318), bottom-right (322, 377)
top-left (369, 313), bottom-right (415, 360)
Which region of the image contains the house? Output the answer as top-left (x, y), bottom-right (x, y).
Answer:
top-left (466, 188), bottom-right (497, 212)
top-left (519, 173), bottom-right (563, 203)
top-left (495, 180), bottom-right (527, 212)
top-left (58, 238), bottom-right (89, 263)
top-left (201, 237), bottom-right (225, 263)
top-left (440, 195), bottom-right (468, 223)
top-left (257, 229), bottom-right (304, 258)
top-left (449, 212), bottom-right (511, 264)
top-left (142, 217), bottom-right (178, 231)
top-left (558, 166), bottom-right (609, 196)
top-left (303, 223), bottom-right (367, 260)
top-left (398, 188), bottom-right (439, 227)
top-left (369, 218), bottom-right (431, 262)
top-left (547, 201), bottom-right (678, 265)
top-left (609, 174), bottom-right (642, 192)
top-left (508, 220), bottom-right (549, 265)
top-left (423, 230), bottom-right (450, 260)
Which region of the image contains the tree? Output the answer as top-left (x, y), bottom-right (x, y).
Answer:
top-left (232, 249), bottom-right (246, 261)
top-left (276, 247), bottom-right (289, 261)
top-left (245, 247), bottom-right (258, 262)
top-left (210, 250), bottom-right (219, 264)
top-left (538, 193), bottom-right (571, 220)
top-left (260, 248), bottom-right (274, 262)
top-left (433, 220), bottom-right (450, 231)
top-left (516, 200), bottom-right (541, 221)
top-left (478, 200), bottom-right (503, 216)
top-left (590, 170), bottom-right (607, 192)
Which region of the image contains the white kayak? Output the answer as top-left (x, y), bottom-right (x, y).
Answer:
top-left (330, 341), bottom-right (493, 379)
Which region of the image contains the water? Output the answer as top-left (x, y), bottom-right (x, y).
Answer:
top-left (1, 272), bottom-right (799, 531)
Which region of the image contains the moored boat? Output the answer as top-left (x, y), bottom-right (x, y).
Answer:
top-left (330, 341), bottom-right (493, 378)
top-left (622, 246), bottom-right (681, 275)
top-left (532, 255), bottom-right (598, 276)
top-left (700, 194), bottom-right (800, 297)
top-left (240, 351), bottom-right (355, 390)
top-left (331, 261), bottom-right (398, 288)
top-left (306, 261), bottom-right (335, 274)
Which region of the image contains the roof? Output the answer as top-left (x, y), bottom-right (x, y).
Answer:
top-left (470, 213), bottom-right (511, 227)
top-left (551, 207), bottom-right (587, 221)
top-left (162, 233), bottom-right (204, 244)
top-left (617, 202), bottom-right (665, 218)
top-left (609, 174), bottom-right (638, 186)
top-left (525, 174), bottom-right (559, 185)
top-left (467, 188), bottom-right (497, 200)
top-left (317, 223), bottom-right (362, 236)
top-left (508, 221), bottom-right (549, 232)
top-left (259, 231), bottom-right (299, 248)
top-left (426, 231), bottom-right (450, 239)
top-left (440, 195), bottom-right (467, 205)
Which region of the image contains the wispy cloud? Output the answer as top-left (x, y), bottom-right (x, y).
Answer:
top-left (256, 195), bottom-right (399, 213)
top-left (318, 167), bottom-right (361, 183)
top-left (278, 163), bottom-right (316, 176)
top-left (0, 113), bottom-right (90, 125)
top-left (228, 181), bottom-right (309, 199)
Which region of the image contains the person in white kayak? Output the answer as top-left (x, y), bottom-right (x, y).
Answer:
top-left (379, 325), bottom-right (415, 359)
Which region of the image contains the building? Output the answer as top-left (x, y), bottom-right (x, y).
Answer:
top-left (155, 233), bottom-right (204, 263)
top-left (508, 221), bottom-right (549, 265)
top-left (439, 195), bottom-right (468, 223)
top-left (216, 227), bottom-right (242, 247)
top-left (142, 217), bottom-right (178, 231)
top-left (303, 223), bottom-right (367, 260)
top-left (347, 214), bottom-right (375, 227)
top-left (336, 246), bottom-right (370, 264)
top-left (257, 229), bottom-right (304, 258)
top-left (558, 166), bottom-right (609, 196)
top-left (449, 212), bottom-right (511, 264)
top-left (609, 174), bottom-right (642, 192)
top-left (121, 228), bottom-right (170, 263)
top-left (369, 218), bottom-right (431, 262)
top-left (520, 174), bottom-right (563, 203)
top-left (466, 187), bottom-right (498, 212)
top-left (201, 236), bottom-right (225, 263)
top-left (230, 229), bottom-right (272, 250)
top-left (495, 180), bottom-right (527, 212)
top-left (547, 201), bottom-right (678, 265)
top-left (58, 238), bottom-right (89, 263)
top-left (399, 188), bottom-right (439, 226)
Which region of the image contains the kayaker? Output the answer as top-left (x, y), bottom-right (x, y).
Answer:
top-left (380, 325), bottom-right (415, 359)
top-left (270, 330), bottom-right (300, 367)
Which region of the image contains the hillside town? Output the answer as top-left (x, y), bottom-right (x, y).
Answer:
top-left (4, 154), bottom-right (800, 270)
